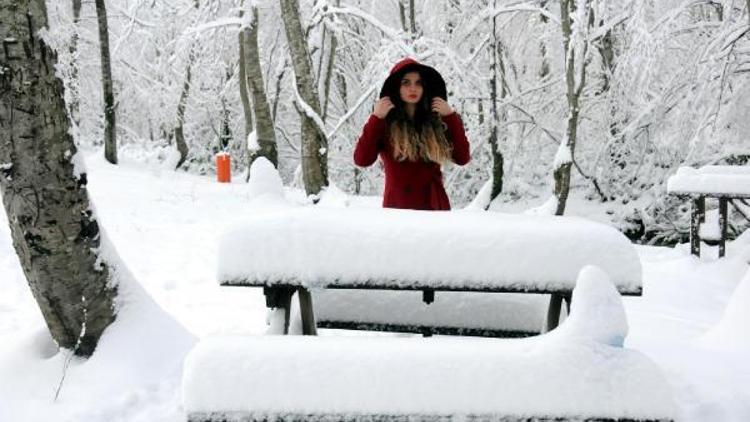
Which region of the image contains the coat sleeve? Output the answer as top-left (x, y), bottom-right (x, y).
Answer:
top-left (353, 115), bottom-right (387, 167)
top-left (442, 112), bottom-right (470, 165)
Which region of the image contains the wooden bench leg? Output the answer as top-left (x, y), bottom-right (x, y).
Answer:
top-left (264, 286), bottom-right (294, 334)
top-left (719, 197), bottom-right (728, 258)
top-left (297, 287), bottom-right (318, 336)
top-left (690, 196), bottom-right (705, 257)
top-left (544, 293), bottom-right (564, 333)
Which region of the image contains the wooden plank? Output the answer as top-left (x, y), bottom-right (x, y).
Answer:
top-left (188, 411), bottom-right (673, 422)
top-left (223, 282), bottom-right (643, 296)
top-left (315, 320), bottom-right (539, 338)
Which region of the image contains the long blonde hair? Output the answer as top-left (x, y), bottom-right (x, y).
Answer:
top-left (388, 100), bottom-right (452, 164)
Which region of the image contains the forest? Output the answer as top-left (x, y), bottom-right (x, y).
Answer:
top-left (41, 0), bottom-right (750, 243)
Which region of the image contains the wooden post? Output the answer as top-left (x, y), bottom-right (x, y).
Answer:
top-left (544, 293), bottom-right (564, 332)
top-left (690, 196), bottom-right (705, 257)
top-left (719, 197), bottom-right (728, 258)
top-left (264, 286), bottom-right (294, 334)
top-left (297, 287), bottom-right (318, 335)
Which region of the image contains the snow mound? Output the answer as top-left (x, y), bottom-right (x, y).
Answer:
top-left (701, 269), bottom-right (750, 352)
top-left (247, 157), bottom-right (284, 200)
top-left (183, 270), bottom-right (674, 420)
top-left (554, 265), bottom-right (628, 347)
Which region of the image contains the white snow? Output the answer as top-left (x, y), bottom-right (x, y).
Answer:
top-left (246, 130), bottom-right (259, 152)
top-left (246, 157), bottom-right (285, 204)
top-left (183, 267), bottom-right (674, 420)
top-left (0, 151), bottom-right (749, 421)
top-left (553, 140), bottom-right (572, 170)
top-left (667, 166), bottom-right (750, 196)
top-left (218, 207), bottom-right (642, 292)
top-left (701, 268), bottom-right (750, 352)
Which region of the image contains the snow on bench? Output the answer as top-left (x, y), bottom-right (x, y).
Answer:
top-left (667, 165), bottom-right (750, 257)
top-left (218, 206), bottom-right (641, 335)
top-left (184, 267), bottom-right (674, 422)
top-left (667, 165), bottom-right (750, 197)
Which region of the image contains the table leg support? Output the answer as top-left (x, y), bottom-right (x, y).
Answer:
top-left (690, 196), bottom-right (705, 257)
top-left (264, 286), bottom-right (294, 335)
top-left (719, 197), bottom-right (728, 258)
top-left (544, 293), bottom-right (564, 333)
top-left (297, 287), bottom-right (318, 336)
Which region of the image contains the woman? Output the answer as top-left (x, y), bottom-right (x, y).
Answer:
top-left (354, 58), bottom-right (470, 210)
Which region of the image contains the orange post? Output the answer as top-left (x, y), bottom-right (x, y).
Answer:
top-left (216, 153), bottom-right (231, 183)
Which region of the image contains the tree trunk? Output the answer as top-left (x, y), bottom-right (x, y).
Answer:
top-left (320, 0), bottom-right (339, 122)
top-left (69, 0), bottom-right (82, 127)
top-left (173, 1), bottom-right (199, 169)
top-left (539, 0), bottom-right (550, 78)
top-left (95, 0), bottom-right (117, 164)
top-left (279, 0), bottom-right (328, 196)
top-left (408, 0), bottom-right (417, 37)
top-left (554, 0), bottom-right (588, 216)
top-left (0, 0), bottom-right (118, 357)
top-left (173, 58), bottom-right (192, 169)
top-left (238, 12), bottom-right (254, 144)
top-left (398, 0), bottom-right (408, 33)
top-left (746, 0), bottom-right (749, 26)
top-left (243, 4), bottom-right (278, 170)
top-left (487, 4), bottom-right (504, 205)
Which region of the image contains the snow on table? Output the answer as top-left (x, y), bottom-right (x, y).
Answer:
top-left (218, 207), bottom-right (642, 294)
top-left (667, 166), bottom-right (750, 197)
top-left (183, 267), bottom-right (674, 421)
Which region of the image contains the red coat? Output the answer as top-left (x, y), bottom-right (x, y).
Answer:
top-left (353, 113), bottom-right (470, 210)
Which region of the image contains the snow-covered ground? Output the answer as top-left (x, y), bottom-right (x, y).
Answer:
top-left (0, 151), bottom-right (748, 421)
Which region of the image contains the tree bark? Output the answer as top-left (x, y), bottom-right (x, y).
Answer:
top-left (746, 0), bottom-right (750, 26)
top-left (408, 0), bottom-right (417, 37)
top-left (173, 57), bottom-right (191, 169)
top-left (0, 0), bottom-right (118, 356)
top-left (238, 12), bottom-right (254, 144)
top-left (243, 4), bottom-right (278, 170)
top-left (487, 4), bottom-right (505, 205)
top-left (69, 0), bottom-right (82, 127)
top-left (95, 0), bottom-right (117, 164)
top-left (554, 0), bottom-right (588, 216)
top-left (279, 0), bottom-right (328, 196)
top-left (173, 1), bottom-right (199, 169)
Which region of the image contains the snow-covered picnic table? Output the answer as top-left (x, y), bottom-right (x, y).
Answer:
top-left (185, 268), bottom-right (674, 422)
top-left (667, 165), bottom-right (750, 257)
top-left (218, 207), bottom-right (642, 335)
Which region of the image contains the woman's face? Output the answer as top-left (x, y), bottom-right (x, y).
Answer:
top-left (399, 71), bottom-right (423, 105)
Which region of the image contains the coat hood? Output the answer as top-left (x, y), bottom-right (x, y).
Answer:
top-left (379, 58), bottom-right (447, 101)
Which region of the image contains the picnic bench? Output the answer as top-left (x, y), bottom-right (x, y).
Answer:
top-left (217, 207), bottom-right (642, 336)
top-left (184, 267), bottom-right (674, 422)
top-left (667, 165), bottom-right (750, 257)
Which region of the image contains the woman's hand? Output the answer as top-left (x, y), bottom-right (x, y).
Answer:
top-left (431, 97), bottom-right (454, 117)
top-left (373, 97), bottom-right (394, 119)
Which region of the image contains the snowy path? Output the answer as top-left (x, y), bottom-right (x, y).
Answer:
top-left (0, 152), bottom-right (748, 421)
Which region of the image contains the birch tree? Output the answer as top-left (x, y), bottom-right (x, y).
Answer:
top-left (279, 0), bottom-right (328, 196)
top-left (95, 0), bottom-right (117, 164)
top-left (0, 0), bottom-right (118, 356)
top-left (242, 2), bottom-right (278, 170)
